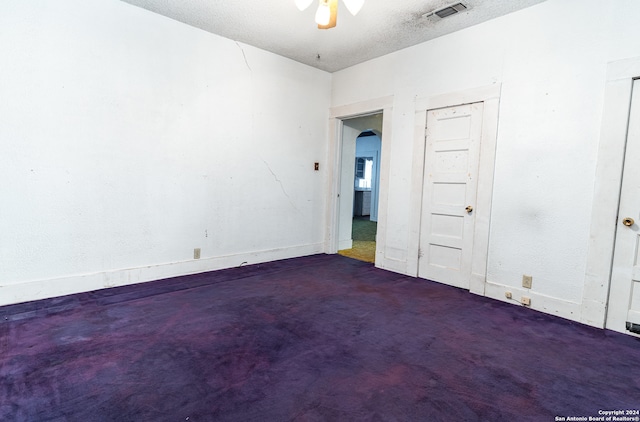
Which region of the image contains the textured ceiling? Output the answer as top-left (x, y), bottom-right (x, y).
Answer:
top-left (119, 0), bottom-right (546, 72)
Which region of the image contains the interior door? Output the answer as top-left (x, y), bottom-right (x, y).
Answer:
top-left (607, 78), bottom-right (640, 336)
top-left (418, 102), bottom-right (483, 289)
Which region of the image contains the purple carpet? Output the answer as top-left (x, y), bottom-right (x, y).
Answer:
top-left (1, 254), bottom-right (639, 421)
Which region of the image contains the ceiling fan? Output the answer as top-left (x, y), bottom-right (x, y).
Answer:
top-left (295, 0), bottom-right (365, 29)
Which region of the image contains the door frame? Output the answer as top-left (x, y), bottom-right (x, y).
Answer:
top-left (584, 57), bottom-right (640, 329)
top-left (325, 96), bottom-right (393, 269)
top-left (408, 84), bottom-right (501, 295)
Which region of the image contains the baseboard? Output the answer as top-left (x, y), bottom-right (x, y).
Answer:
top-left (484, 280), bottom-right (587, 326)
top-left (377, 256), bottom-right (409, 275)
top-left (338, 239), bottom-right (353, 250)
top-left (579, 298), bottom-right (607, 328)
top-left (0, 243), bottom-right (325, 307)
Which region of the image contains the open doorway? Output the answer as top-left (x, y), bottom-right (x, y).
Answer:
top-left (337, 117), bottom-right (382, 263)
top-left (325, 96), bottom-right (392, 269)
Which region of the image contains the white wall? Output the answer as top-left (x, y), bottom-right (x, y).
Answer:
top-left (331, 0), bottom-right (640, 326)
top-left (0, 0), bottom-right (331, 305)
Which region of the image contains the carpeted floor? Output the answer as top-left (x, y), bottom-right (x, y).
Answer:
top-left (1, 254), bottom-right (639, 421)
top-left (338, 217), bottom-right (377, 263)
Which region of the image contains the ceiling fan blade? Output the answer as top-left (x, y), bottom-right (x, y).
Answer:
top-left (342, 0), bottom-right (364, 15)
top-left (318, 0), bottom-right (338, 29)
top-left (295, 0), bottom-right (314, 11)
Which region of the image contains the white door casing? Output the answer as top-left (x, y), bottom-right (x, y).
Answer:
top-left (409, 84), bottom-right (500, 294)
top-left (607, 78), bottom-right (640, 336)
top-left (584, 57), bottom-right (640, 331)
top-left (418, 103), bottom-right (483, 289)
top-left (326, 96), bottom-right (394, 270)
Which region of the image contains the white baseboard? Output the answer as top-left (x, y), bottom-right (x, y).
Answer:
top-left (580, 298), bottom-right (607, 328)
top-left (484, 280), bottom-right (587, 326)
top-left (338, 239), bottom-right (353, 250)
top-left (377, 256), bottom-right (409, 275)
top-left (0, 242), bottom-right (325, 307)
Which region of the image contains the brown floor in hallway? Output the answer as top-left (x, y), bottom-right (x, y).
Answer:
top-left (338, 216), bottom-right (377, 263)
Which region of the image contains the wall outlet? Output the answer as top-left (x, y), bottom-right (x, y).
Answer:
top-left (194, 248), bottom-right (201, 259)
top-left (521, 296), bottom-right (531, 306)
top-left (505, 292), bottom-right (512, 299)
top-left (522, 275), bottom-right (533, 289)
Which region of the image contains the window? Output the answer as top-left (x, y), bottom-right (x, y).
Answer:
top-left (355, 157), bottom-right (373, 189)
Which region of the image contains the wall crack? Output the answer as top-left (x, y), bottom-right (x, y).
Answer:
top-left (261, 159), bottom-right (301, 215)
top-left (235, 41), bottom-right (252, 72)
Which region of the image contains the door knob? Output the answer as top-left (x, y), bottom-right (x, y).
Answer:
top-left (623, 217), bottom-right (635, 227)
top-left (465, 206), bottom-right (473, 213)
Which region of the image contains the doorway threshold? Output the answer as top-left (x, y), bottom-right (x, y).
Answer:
top-left (338, 217), bottom-right (377, 263)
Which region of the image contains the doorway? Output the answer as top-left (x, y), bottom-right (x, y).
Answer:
top-left (408, 85), bottom-right (501, 296)
top-left (418, 102), bottom-right (483, 289)
top-left (337, 117), bottom-right (382, 263)
top-left (584, 57), bottom-right (640, 333)
top-left (607, 78), bottom-right (640, 337)
top-left (339, 130), bottom-right (382, 263)
top-left (325, 96), bottom-right (393, 269)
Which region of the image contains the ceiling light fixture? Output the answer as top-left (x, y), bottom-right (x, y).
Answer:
top-left (297, 0), bottom-right (365, 29)
top-left (315, 0), bottom-right (332, 26)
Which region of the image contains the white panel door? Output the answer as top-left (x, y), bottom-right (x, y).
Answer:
top-left (418, 102), bottom-right (483, 289)
top-left (608, 79), bottom-right (640, 336)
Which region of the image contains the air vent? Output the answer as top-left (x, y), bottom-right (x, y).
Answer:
top-left (423, 2), bottom-right (467, 20)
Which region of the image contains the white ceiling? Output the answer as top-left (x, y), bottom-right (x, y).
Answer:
top-left (119, 0), bottom-right (546, 73)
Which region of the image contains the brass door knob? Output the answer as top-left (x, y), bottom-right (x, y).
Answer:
top-left (623, 217), bottom-right (635, 227)
top-left (465, 206), bottom-right (473, 213)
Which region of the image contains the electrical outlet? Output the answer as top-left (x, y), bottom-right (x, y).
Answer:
top-left (521, 296), bottom-right (531, 306)
top-left (505, 292), bottom-right (512, 299)
top-left (522, 275), bottom-right (533, 289)
top-left (194, 248), bottom-right (201, 259)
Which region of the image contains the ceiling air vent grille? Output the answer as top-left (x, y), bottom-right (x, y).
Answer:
top-left (435, 3), bottom-right (467, 18)
top-left (424, 2), bottom-right (467, 20)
